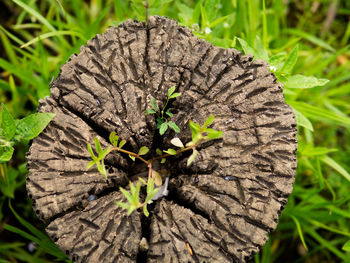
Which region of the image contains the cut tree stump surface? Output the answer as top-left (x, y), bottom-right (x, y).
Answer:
top-left (26, 16), bottom-right (297, 263)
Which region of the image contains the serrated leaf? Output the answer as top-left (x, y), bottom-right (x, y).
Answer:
top-left (156, 148), bottom-right (163, 155)
top-left (119, 186), bottom-right (134, 204)
top-left (138, 146), bottom-right (149, 155)
top-left (129, 181), bottom-right (137, 197)
top-left (170, 137), bottom-right (184, 148)
top-left (161, 158), bottom-right (166, 163)
top-left (205, 128), bottom-right (223, 139)
top-left (187, 149), bottom-right (198, 166)
top-left (147, 178), bottom-right (155, 195)
top-left (203, 115), bottom-right (215, 128)
top-left (1, 103), bottom-right (16, 140)
top-left (0, 146), bottom-right (14, 163)
top-left (15, 112), bottom-right (55, 142)
top-left (115, 201), bottom-right (130, 210)
top-left (168, 86), bottom-right (176, 97)
top-left (86, 160), bottom-right (95, 170)
top-left (284, 74), bottom-right (329, 89)
top-left (168, 121), bottom-right (180, 133)
top-left (145, 108), bottom-right (156, 115)
top-left (150, 97), bottom-right (158, 112)
top-left (164, 148), bottom-right (177, 155)
top-left (119, 140), bottom-right (126, 149)
top-left (281, 45), bottom-right (298, 74)
top-left (87, 143), bottom-right (97, 160)
top-left (169, 92), bottom-right (181, 99)
top-left (159, 122), bottom-right (168, 135)
top-left (129, 154), bottom-right (135, 161)
top-left (94, 137), bottom-right (102, 153)
top-left (109, 132), bottom-right (118, 146)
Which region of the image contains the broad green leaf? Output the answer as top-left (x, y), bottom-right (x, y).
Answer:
top-left (109, 132), bottom-right (118, 146)
top-left (94, 137), bottom-right (102, 154)
top-left (150, 97), bottom-right (158, 112)
top-left (284, 74), bottom-right (329, 89)
top-left (156, 148), bottom-right (163, 155)
top-left (237, 37), bottom-right (256, 57)
top-left (119, 140), bottom-right (126, 149)
top-left (164, 148), bottom-right (177, 155)
top-left (169, 92), bottom-right (181, 99)
top-left (203, 115), bottom-right (215, 128)
top-left (168, 86), bottom-right (176, 97)
top-left (15, 113), bottom-right (55, 142)
top-left (87, 144), bottom-right (97, 160)
top-left (342, 240), bottom-right (350, 252)
top-left (86, 160), bottom-right (95, 170)
top-left (1, 104), bottom-right (16, 140)
top-left (0, 146), bottom-right (14, 163)
top-left (129, 154), bottom-right (136, 161)
top-left (159, 122), bottom-right (168, 135)
top-left (281, 45), bottom-right (298, 74)
top-left (138, 146), bottom-right (149, 156)
top-left (187, 149), bottom-right (198, 166)
top-left (205, 128), bottom-right (223, 139)
top-left (293, 109), bottom-right (314, 131)
top-left (168, 121), bottom-right (180, 133)
top-left (170, 137), bottom-right (184, 148)
top-left (145, 109), bottom-right (156, 115)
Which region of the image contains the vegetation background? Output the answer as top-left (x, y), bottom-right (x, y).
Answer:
top-left (0, 0), bottom-right (349, 262)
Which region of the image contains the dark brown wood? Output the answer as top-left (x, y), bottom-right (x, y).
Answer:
top-left (26, 16), bottom-right (297, 263)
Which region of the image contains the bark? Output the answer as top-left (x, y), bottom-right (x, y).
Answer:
top-left (27, 16), bottom-right (297, 263)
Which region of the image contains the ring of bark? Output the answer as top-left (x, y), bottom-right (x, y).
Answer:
top-left (26, 16), bottom-right (297, 263)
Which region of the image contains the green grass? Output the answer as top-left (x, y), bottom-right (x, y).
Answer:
top-left (0, 0), bottom-right (350, 262)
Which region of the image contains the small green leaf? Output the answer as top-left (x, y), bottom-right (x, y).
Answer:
top-left (127, 207), bottom-right (135, 215)
top-left (159, 122), bottom-right (168, 135)
top-left (97, 161), bottom-right (107, 179)
top-left (161, 158), bottom-right (166, 163)
top-left (169, 92), bottom-right (181, 99)
top-left (165, 109), bottom-right (173, 117)
top-left (145, 109), bottom-right (156, 115)
top-left (94, 137), bottom-right (102, 153)
top-left (293, 109), bottom-right (314, 131)
top-left (150, 97), bottom-right (158, 112)
top-left (143, 204), bottom-right (150, 217)
top-left (170, 137), bottom-right (184, 148)
top-left (168, 86), bottom-right (176, 97)
top-left (205, 129), bottom-right (223, 139)
top-left (1, 104), bottom-right (16, 140)
top-left (189, 120), bottom-right (201, 138)
top-left (156, 117), bottom-right (164, 129)
top-left (115, 201), bottom-right (130, 210)
top-left (109, 132), bottom-right (119, 146)
top-left (138, 146), bottom-right (149, 156)
top-left (284, 74), bottom-right (329, 89)
top-left (99, 146), bottom-right (111, 159)
top-left (119, 186), bottom-right (134, 204)
top-left (15, 112), bottom-right (55, 142)
top-left (202, 115), bottom-right (215, 129)
top-left (86, 160), bottom-right (95, 170)
top-left (187, 149), bottom-right (198, 166)
top-left (156, 148), bottom-right (163, 155)
top-left (168, 121), bottom-right (180, 133)
top-left (119, 140), bottom-right (126, 149)
top-left (138, 177), bottom-right (147, 185)
top-left (87, 143), bottom-right (97, 160)
top-left (0, 146), bottom-right (14, 163)
top-left (129, 154), bottom-right (135, 161)
top-left (164, 148), bottom-right (177, 155)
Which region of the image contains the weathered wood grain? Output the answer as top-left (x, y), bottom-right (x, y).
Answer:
top-left (27, 16), bottom-right (297, 262)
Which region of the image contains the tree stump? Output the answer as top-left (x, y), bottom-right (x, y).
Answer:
top-left (26, 16), bottom-right (297, 263)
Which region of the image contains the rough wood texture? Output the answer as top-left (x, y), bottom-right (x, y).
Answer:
top-left (27, 16), bottom-right (297, 263)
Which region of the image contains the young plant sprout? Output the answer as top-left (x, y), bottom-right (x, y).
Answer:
top-left (86, 87), bottom-right (223, 217)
